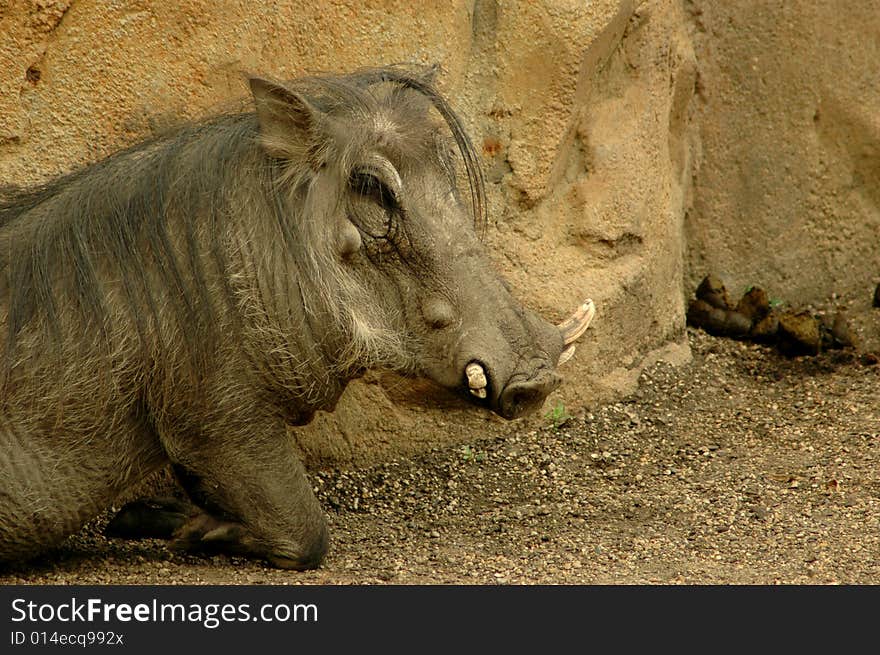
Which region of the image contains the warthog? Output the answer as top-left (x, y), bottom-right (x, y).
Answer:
top-left (0, 67), bottom-right (594, 569)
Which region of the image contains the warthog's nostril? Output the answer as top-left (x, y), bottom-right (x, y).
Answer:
top-left (498, 372), bottom-right (562, 420)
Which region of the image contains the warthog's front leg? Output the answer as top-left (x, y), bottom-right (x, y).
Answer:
top-left (154, 407), bottom-right (328, 570)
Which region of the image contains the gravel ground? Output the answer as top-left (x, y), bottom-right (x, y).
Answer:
top-left (2, 328), bottom-right (878, 585)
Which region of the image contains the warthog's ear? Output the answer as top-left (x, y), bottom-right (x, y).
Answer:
top-left (249, 77), bottom-right (320, 160)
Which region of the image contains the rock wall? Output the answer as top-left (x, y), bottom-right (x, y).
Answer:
top-left (684, 1), bottom-right (880, 309)
top-left (15, 1), bottom-right (870, 466)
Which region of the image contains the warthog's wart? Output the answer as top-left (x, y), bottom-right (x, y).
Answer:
top-left (0, 66), bottom-right (593, 569)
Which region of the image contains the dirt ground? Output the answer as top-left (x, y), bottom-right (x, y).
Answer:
top-left (2, 326), bottom-right (878, 586)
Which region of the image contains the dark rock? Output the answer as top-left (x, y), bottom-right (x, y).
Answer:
top-left (750, 309), bottom-right (779, 342)
top-left (687, 299), bottom-right (750, 337)
top-left (735, 286), bottom-right (770, 323)
top-left (695, 274), bottom-right (733, 310)
top-left (687, 298), bottom-right (717, 330)
top-left (724, 311), bottom-right (752, 338)
top-left (819, 311), bottom-right (857, 351)
top-left (830, 312), bottom-right (856, 349)
top-left (777, 310), bottom-right (820, 356)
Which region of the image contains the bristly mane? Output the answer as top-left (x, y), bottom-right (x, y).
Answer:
top-left (0, 114), bottom-right (260, 377)
top-left (0, 66), bottom-right (487, 379)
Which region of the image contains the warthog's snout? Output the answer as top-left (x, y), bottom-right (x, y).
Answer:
top-left (461, 299), bottom-right (595, 420)
top-left (497, 369), bottom-right (563, 420)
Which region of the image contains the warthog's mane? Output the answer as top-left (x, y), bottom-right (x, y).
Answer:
top-left (0, 66), bottom-right (486, 382)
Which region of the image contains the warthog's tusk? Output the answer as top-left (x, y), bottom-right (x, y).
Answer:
top-left (465, 362), bottom-right (488, 398)
top-left (557, 344), bottom-right (576, 366)
top-left (558, 299), bottom-right (595, 347)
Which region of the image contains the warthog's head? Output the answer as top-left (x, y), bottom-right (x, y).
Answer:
top-left (250, 68), bottom-right (593, 419)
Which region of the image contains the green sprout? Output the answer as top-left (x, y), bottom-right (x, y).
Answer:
top-left (545, 402), bottom-right (572, 430)
top-left (460, 445), bottom-right (486, 463)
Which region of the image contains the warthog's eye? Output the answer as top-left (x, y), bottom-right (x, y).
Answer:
top-left (348, 166), bottom-right (408, 260)
top-left (349, 172), bottom-right (398, 212)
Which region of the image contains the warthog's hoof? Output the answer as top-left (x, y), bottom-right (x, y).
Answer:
top-left (171, 512), bottom-right (328, 570)
top-left (104, 497), bottom-right (192, 540)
